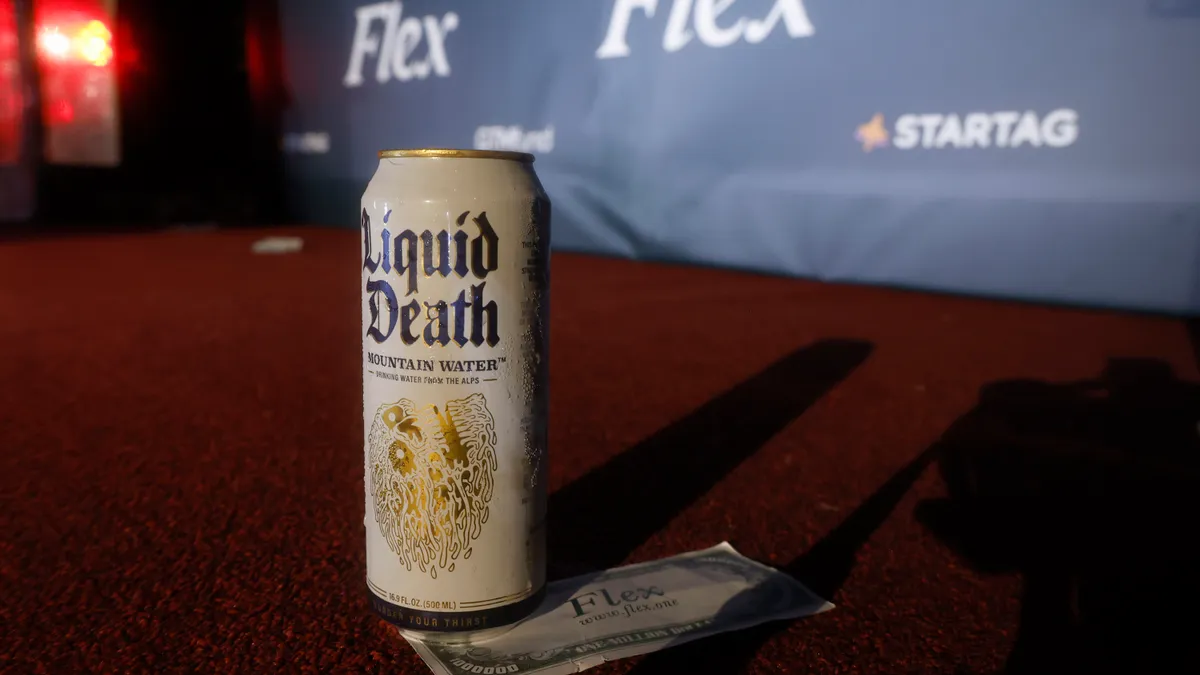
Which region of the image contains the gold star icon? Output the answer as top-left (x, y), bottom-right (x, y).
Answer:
top-left (856, 113), bottom-right (890, 152)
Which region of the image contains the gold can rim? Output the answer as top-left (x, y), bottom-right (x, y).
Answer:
top-left (378, 148), bottom-right (536, 163)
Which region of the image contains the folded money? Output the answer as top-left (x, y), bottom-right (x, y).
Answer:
top-left (401, 542), bottom-right (833, 675)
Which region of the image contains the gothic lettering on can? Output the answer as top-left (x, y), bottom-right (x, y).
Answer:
top-left (363, 208), bottom-right (500, 347)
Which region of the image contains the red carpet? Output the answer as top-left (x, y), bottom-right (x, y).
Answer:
top-left (1, 226), bottom-right (1197, 674)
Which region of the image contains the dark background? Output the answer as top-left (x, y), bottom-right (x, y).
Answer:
top-left (6, 0), bottom-right (287, 229)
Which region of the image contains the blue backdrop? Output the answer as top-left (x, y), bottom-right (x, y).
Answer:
top-left (277, 0), bottom-right (1200, 315)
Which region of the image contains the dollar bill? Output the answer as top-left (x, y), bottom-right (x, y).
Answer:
top-left (402, 543), bottom-right (833, 675)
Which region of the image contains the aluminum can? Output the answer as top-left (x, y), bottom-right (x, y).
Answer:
top-left (360, 148), bottom-right (550, 642)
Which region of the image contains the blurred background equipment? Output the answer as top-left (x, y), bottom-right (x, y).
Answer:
top-left (0, 0), bottom-right (286, 228)
top-left (34, 0), bottom-right (119, 167)
top-left (0, 0), bottom-right (33, 221)
top-left (0, 0), bottom-right (22, 167)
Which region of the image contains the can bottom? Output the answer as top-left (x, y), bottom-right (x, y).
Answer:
top-left (397, 622), bottom-right (518, 645)
top-left (368, 583), bottom-right (546, 641)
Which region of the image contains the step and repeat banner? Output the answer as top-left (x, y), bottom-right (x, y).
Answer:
top-left (277, 0), bottom-right (1200, 314)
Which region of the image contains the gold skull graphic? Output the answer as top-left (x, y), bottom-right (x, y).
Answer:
top-left (368, 393), bottom-right (498, 578)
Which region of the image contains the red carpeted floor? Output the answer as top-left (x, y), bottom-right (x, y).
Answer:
top-left (2, 226), bottom-right (1198, 674)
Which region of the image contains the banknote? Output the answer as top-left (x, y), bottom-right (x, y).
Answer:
top-left (402, 543), bottom-right (833, 675)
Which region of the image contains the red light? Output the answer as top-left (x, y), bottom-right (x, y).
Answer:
top-left (37, 26), bottom-right (70, 60)
top-left (49, 99), bottom-right (73, 123)
top-left (36, 17), bottom-right (112, 66)
top-left (34, 1), bottom-right (123, 167)
top-left (77, 20), bottom-right (111, 66)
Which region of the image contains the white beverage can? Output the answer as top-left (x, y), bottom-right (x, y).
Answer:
top-left (360, 148), bottom-right (550, 642)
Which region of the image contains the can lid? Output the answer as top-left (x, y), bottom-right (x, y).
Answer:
top-left (378, 148), bottom-right (535, 163)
